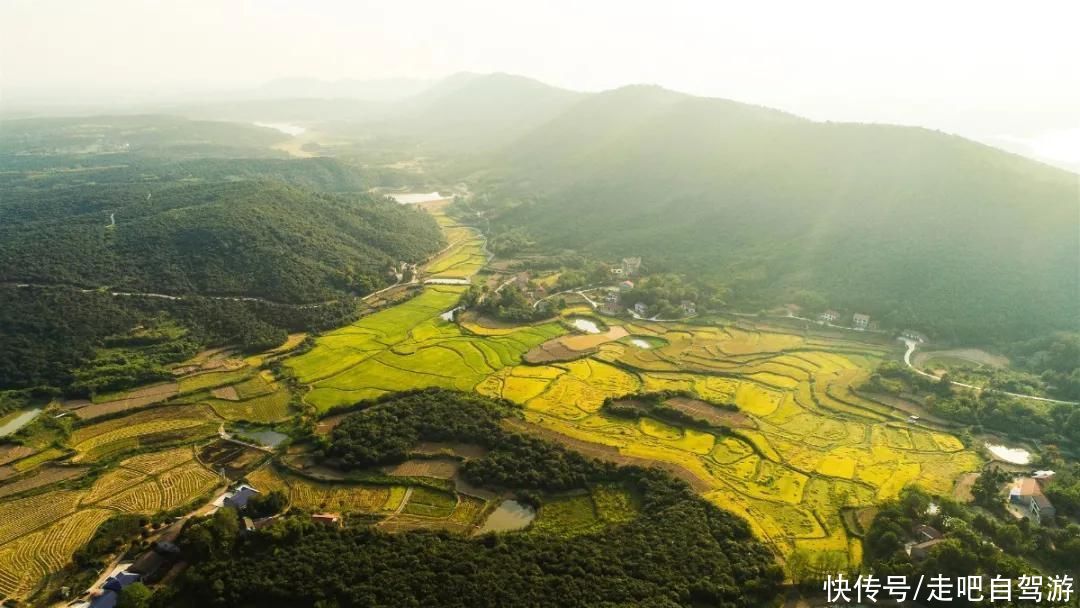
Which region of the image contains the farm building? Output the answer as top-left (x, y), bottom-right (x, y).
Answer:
top-left (621, 257), bottom-right (642, 276)
top-left (1009, 477), bottom-right (1056, 524)
top-left (852, 313), bottom-right (871, 330)
top-left (913, 524), bottom-right (942, 542)
top-left (818, 310), bottom-right (840, 323)
top-left (223, 484), bottom-right (260, 510)
top-left (906, 538), bottom-right (945, 561)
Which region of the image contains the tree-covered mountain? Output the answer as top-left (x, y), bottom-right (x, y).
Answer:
top-left (0, 117), bottom-right (445, 394)
top-left (0, 180), bottom-right (442, 302)
top-left (459, 81), bottom-right (1078, 343)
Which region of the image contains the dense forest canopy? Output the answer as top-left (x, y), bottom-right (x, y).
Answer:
top-left (161, 389), bottom-right (783, 608)
top-left (0, 116), bottom-right (444, 395)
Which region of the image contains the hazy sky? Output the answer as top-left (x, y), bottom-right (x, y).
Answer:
top-left (2, 0), bottom-right (1079, 165)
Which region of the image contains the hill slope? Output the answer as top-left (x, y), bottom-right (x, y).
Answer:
top-left (0, 180), bottom-right (443, 302)
top-left (475, 85), bottom-right (1079, 342)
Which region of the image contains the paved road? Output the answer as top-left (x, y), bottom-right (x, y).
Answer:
top-left (902, 339), bottom-right (1077, 405)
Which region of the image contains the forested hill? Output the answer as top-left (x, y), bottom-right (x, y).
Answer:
top-left (0, 116), bottom-right (445, 394)
top-left (466, 82), bottom-right (1078, 343)
top-left (0, 180), bottom-right (443, 303)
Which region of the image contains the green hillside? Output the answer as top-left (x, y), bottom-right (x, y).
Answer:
top-left (0, 180), bottom-right (442, 303)
top-left (466, 83), bottom-right (1078, 343)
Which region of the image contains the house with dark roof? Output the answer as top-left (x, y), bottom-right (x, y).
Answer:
top-left (1030, 494), bottom-right (1056, 524)
top-left (223, 484), bottom-right (260, 510)
top-left (907, 538), bottom-right (946, 561)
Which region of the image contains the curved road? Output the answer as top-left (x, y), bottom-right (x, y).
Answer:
top-left (901, 338), bottom-right (1077, 405)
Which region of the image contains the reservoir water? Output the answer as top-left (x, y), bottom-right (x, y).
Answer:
top-left (478, 499), bottom-right (536, 533)
top-left (389, 192), bottom-right (448, 204)
top-left (570, 318), bottom-right (601, 334)
top-left (984, 442), bottom-right (1031, 465)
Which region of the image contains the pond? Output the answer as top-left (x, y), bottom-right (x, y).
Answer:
top-left (440, 306), bottom-right (463, 322)
top-left (254, 122), bottom-right (307, 136)
top-left (477, 499), bottom-right (536, 534)
top-left (389, 192), bottom-right (447, 204)
top-left (233, 426), bottom-right (289, 448)
top-left (569, 317), bottom-right (602, 334)
top-left (0, 408), bottom-right (42, 437)
top-left (985, 442), bottom-right (1032, 465)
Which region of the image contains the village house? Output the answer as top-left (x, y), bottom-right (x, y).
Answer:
top-left (633, 302), bottom-right (648, 317)
top-left (1009, 477), bottom-right (1056, 524)
top-left (619, 280), bottom-right (634, 292)
top-left (907, 538), bottom-right (946, 561)
top-left (852, 313), bottom-right (871, 330)
top-left (680, 300), bottom-right (697, 316)
top-left (222, 484), bottom-right (260, 510)
top-left (818, 310), bottom-right (840, 324)
top-left (621, 257), bottom-right (642, 277)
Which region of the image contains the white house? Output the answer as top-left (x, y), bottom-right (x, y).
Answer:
top-left (852, 313), bottom-right (871, 330)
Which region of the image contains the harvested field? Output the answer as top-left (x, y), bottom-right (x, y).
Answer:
top-left (210, 386), bottom-right (240, 401)
top-left (74, 382), bottom-right (179, 420)
top-left (0, 444), bottom-right (34, 466)
top-left (0, 465), bottom-right (88, 499)
top-left (383, 457), bottom-right (461, 479)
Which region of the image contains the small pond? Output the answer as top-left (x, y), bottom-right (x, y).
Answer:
top-left (390, 192), bottom-right (447, 204)
top-left (569, 317), bottom-right (602, 334)
top-left (0, 408), bottom-right (42, 437)
top-left (233, 426), bottom-right (289, 448)
top-left (985, 442), bottom-right (1032, 465)
top-left (478, 499), bottom-right (536, 534)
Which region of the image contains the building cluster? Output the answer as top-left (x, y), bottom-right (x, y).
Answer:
top-left (1008, 472), bottom-right (1057, 524)
top-left (817, 309), bottom-right (873, 330)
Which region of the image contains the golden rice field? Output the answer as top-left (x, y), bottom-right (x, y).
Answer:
top-left (287, 220), bottom-right (982, 569)
top-left (0, 441), bottom-right (221, 599)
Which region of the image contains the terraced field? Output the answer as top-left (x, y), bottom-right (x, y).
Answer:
top-left (286, 211), bottom-right (982, 568)
top-left (0, 446), bottom-right (219, 598)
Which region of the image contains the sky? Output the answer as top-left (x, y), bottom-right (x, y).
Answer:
top-left (2, 0), bottom-right (1079, 168)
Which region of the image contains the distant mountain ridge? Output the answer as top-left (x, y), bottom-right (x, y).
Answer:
top-left (419, 74), bottom-right (1078, 343)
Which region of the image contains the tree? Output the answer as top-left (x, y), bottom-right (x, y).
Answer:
top-left (116, 582), bottom-right (152, 608)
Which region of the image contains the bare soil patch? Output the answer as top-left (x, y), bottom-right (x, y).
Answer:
top-left (524, 340), bottom-right (594, 364)
top-left (664, 397), bottom-right (756, 429)
top-left (0, 444), bottom-right (34, 466)
top-left (314, 413), bottom-right (349, 436)
top-left (210, 386), bottom-right (240, 401)
top-left (74, 382), bottom-right (179, 420)
top-left (953, 472), bottom-right (978, 503)
top-left (0, 464), bottom-right (89, 499)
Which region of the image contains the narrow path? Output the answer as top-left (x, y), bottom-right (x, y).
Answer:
top-left (901, 339), bottom-right (1077, 405)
